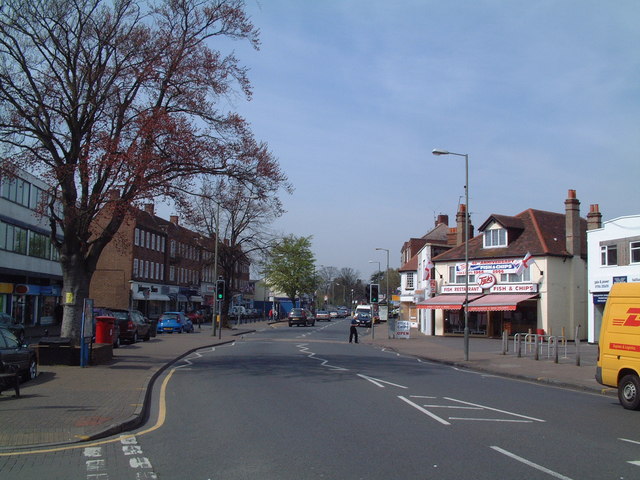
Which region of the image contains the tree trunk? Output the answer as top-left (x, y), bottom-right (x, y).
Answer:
top-left (59, 253), bottom-right (94, 345)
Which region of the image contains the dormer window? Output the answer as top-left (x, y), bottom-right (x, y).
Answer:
top-left (484, 227), bottom-right (507, 248)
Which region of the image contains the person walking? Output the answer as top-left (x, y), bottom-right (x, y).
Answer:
top-left (349, 317), bottom-right (358, 343)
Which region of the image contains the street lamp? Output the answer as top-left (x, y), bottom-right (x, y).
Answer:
top-left (375, 247), bottom-right (390, 305)
top-left (369, 260), bottom-right (381, 340)
top-left (432, 148), bottom-right (470, 361)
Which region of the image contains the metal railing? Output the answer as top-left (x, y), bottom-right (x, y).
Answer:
top-left (506, 332), bottom-right (571, 364)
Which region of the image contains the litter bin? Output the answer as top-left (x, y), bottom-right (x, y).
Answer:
top-left (95, 316), bottom-right (116, 344)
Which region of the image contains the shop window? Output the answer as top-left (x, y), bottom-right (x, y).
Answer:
top-left (448, 265), bottom-right (476, 284)
top-left (501, 268), bottom-right (531, 283)
top-left (631, 241), bottom-right (640, 264)
top-left (601, 245), bottom-right (617, 266)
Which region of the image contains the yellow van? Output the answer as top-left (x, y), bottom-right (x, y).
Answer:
top-left (596, 282), bottom-right (640, 410)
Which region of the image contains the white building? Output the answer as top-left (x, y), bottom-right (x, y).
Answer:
top-left (0, 169), bottom-right (63, 325)
top-left (587, 212), bottom-right (640, 343)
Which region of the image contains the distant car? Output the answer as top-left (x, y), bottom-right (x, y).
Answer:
top-left (0, 313), bottom-right (25, 344)
top-left (0, 326), bottom-right (37, 383)
top-left (157, 312), bottom-right (194, 334)
top-left (356, 314), bottom-right (372, 328)
top-left (337, 308), bottom-right (348, 318)
top-left (329, 310), bottom-right (339, 319)
top-left (288, 308), bottom-right (315, 327)
top-left (186, 311), bottom-right (204, 325)
top-left (316, 310), bottom-right (331, 322)
top-left (110, 309), bottom-right (152, 343)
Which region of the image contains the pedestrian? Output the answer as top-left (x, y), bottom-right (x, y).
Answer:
top-left (349, 317), bottom-right (358, 343)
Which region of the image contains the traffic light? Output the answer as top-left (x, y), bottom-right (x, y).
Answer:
top-left (216, 279), bottom-right (225, 301)
top-left (370, 283), bottom-right (379, 303)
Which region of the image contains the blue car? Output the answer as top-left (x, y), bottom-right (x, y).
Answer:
top-left (157, 312), bottom-right (194, 334)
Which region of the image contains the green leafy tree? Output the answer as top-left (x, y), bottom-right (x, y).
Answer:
top-left (262, 235), bottom-right (316, 307)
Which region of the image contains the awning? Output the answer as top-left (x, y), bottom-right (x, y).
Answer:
top-left (416, 294), bottom-right (483, 310)
top-left (132, 291), bottom-right (171, 302)
top-left (467, 294), bottom-right (538, 312)
top-left (190, 296), bottom-right (203, 302)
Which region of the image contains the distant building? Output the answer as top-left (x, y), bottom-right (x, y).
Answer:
top-left (587, 212), bottom-right (640, 343)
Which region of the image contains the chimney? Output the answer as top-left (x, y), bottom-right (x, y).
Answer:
top-left (170, 215), bottom-right (179, 225)
top-left (565, 189), bottom-right (581, 256)
top-left (455, 204), bottom-right (473, 246)
top-left (144, 203), bottom-right (155, 215)
top-left (435, 214), bottom-right (449, 227)
top-left (587, 204), bottom-right (602, 230)
top-left (447, 227), bottom-right (457, 246)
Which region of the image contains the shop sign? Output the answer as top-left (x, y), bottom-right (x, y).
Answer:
top-left (14, 284), bottom-right (41, 295)
top-left (476, 273), bottom-right (496, 290)
top-left (395, 321), bottom-right (411, 339)
top-left (442, 285), bottom-right (483, 294)
top-left (456, 259), bottom-right (522, 275)
top-left (593, 293), bottom-right (609, 304)
top-left (489, 283), bottom-right (538, 293)
top-left (592, 277), bottom-right (611, 292)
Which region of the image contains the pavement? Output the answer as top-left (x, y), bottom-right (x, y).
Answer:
top-left (0, 320), bottom-right (612, 453)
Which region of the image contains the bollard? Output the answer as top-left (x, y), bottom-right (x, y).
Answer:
top-left (517, 334), bottom-right (522, 358)
top-left (534, 333), bottom-right (539, 361)
top-left (575, 325), bottom-right (581, 366)
top-left (553, 337), bottom-right (559, 363)
top-left (502, 330), bottom-right (508, 355)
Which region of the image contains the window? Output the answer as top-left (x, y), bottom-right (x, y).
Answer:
top-left (170, 240), bottom-right (176, 258)
top-left (169, 266), bottom-right (175, 282)
top-left (601, 245), bottom-right (618, 266)
top-left (631, 241), bottom-right (640, 264)
top-left (484, 228), bottom-right (507, 248)
top-left (501, 269), bottom-right (531, 283)
top-left (28, 231), bottom-right (49, 259)
top-left (449, 265), bottom-right (476, 284)
top-left (406, 273), bottom-right (415, 290)
top-left (133, 259), bottom-right (139, 277)
top-left (134, 228), bottom-right (140, 246)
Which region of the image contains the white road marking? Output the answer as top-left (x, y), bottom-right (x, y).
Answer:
top-left (296, 343), bottom-right (348, 371)
top-left (620, 437), bottom-right (640, 445)
top-left (444, 397), bottom-right (546, 422)
top-left (491, 446), bottom-right (574, 480)
top-left (450, 417), bottom-right (534, 423)
top-left (398, 395), bottom-right (451, 425)
top-left (358, 374), bottom-right (408, 389)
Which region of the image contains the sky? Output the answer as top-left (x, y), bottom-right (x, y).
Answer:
top-left (191, 0), bottom-right (640, 281)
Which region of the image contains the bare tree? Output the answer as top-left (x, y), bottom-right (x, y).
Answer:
top-left (185, 176), bottom-right (291, 324)
top-left (0, 0), bottom-right (285, 342)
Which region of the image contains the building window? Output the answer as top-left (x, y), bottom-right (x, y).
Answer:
top-left (28, 231), bottom-right (49, 259)
top-left (169, 266), bottom-right (175, 282)
top-left (170, 240), bottom-right (176, 258)
top-left (134, 228), bottom-right (140, 246)
top-left (484, 228), bottom-right (507, 248)
top-left (406, 273), bottom-right (415, 290)
top-left (449, 265), bottom-right (477, 284)
top-left (631, 241), bottom-right (640, 264)
top-left (501, 268), bottom-right (531, 283)
top-left (133, 259), bottom-right (139, 277)
top-left (601, 245), bottom-right (618, 266)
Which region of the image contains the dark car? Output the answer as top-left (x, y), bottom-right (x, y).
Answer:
top-left (288, 308), bottom-right (315, 327)
top-left (356, 313), bottom-right (372, 328)
top-left (0, 313), bottom-right (25, 344)
top-left (0, 326), bottom-right (37, 383)
top-left (110, 309), bottom-right (152, 343)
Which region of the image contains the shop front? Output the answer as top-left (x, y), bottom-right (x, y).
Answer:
top-left (468, 294), bottom-right (538, 337)
top-left (0, 283), bottom-right (62, 326)
top-left (416, 294), bottom-right (484, 336)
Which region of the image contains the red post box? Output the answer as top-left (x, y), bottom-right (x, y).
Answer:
top-left (95, 316), bottom-right (115, 344)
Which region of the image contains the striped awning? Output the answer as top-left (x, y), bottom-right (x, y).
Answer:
top-left (467, 294), bottom-right (538, 312)
top-left (416, 294), bottom-right (483, 310)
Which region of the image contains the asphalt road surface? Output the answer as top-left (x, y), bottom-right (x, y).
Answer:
top-left (3, 320), bottom-right (640, 479)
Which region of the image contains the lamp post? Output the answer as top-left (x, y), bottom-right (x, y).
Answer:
top-left (432, 148), bottom-right (470, 361)
top-left (369, 260), bottom-right (381, 340)
top-left (375, 247), bottom-right (390, 313)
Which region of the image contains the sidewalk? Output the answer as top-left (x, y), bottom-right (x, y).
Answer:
top-left (0, 321), bottom-right (612, 452)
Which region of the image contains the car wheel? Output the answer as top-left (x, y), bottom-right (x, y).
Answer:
top-left (289, 323), bottom-right (292, 327)
top-left (178, 328), bottom-right (182, 333)
top-left (132, 332), bottom-right (138, 344)
top-left (619, 374), bottom-right (640, 410)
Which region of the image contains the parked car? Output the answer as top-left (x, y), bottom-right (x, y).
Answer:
top-left (316, 310), bottom-right (331, 322)
top-left (0, 313), bottom-right (25, 344)
top-left (0, 326), bottom-right (37, 383)
top-left (288, 308), bottom-right (315, 327)
top-left (337, 308), bottom-right (349, 318)
top-left (329, 310), bottom-right (339, 319)
top-left (110, 309), bottom-right (151, 343)
top-left (157, 312), bottom-right (194, 334)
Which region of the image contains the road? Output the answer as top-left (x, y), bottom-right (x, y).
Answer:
top-left (3, 320), bottom-right (640, 479)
